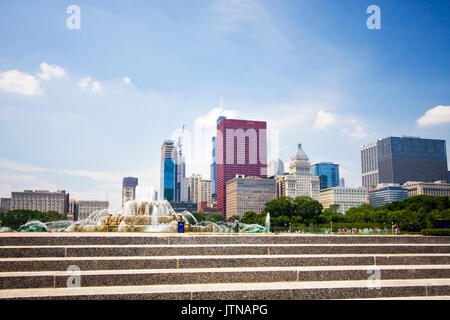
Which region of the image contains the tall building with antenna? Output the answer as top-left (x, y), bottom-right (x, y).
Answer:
top-left (176, 124), bottom-right (188, 202)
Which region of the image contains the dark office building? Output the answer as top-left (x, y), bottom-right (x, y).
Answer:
top-left (361, 137), bottom-right (448, 188)
top-left (311, 162), bottom-right (340, 190)
top-left (122, 177), bottom-right (138, 205)
top-left (170, 201), bottom-right (198, 213)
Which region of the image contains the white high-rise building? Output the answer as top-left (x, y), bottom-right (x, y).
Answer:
top-left (275, 143), bottom-right (320, 201)
top-left (319, 187), bottom-right (368, 214)
top-left (178, 157), bottom-right (188, 202)
top-left (267, 159), bottom-right (285, 177)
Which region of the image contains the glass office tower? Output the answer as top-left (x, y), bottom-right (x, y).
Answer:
top-left (311, 162), bottom-right (340, 190)
top-left (160, 140), bottom-right (177, 202)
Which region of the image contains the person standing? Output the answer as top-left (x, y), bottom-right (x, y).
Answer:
top-left (234, 218), bottom-right (239, 233)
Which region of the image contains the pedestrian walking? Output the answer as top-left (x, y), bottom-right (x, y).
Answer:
top-left (234, 218), bottom-right (239, 233)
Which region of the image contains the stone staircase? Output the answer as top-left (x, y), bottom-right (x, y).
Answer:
top-left (0, 233), bottom-right (449, 299)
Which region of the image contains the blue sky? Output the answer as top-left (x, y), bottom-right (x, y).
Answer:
top-left (0, 0), bottom-right (449, 209)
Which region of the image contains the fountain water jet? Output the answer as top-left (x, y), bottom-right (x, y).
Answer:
top-left (265, 212), bottom-right (271, 233)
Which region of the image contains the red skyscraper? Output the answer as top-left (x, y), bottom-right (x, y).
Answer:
top-left (216, 118), bottom-right (267, 217)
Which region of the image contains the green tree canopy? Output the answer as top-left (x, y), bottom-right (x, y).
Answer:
top-left (191, 212), bottom-right (206, 223)
top-left (0, 210), bottom-right (67, 230)
top-left (206, 213), bottom-right (224, 223)
top-left (260, 194), bottom-right (450, 231)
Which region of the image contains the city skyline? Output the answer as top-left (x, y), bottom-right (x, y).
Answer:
top-left (0, 1), bottom-right (449, 210)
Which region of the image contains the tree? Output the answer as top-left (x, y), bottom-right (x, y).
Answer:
top-left (323, 204), bottom-right (340, 215)
top-left (240, 211), bottom-right (258, 224)
top-left (191, 212), bottom-right (206, 223)
top-left (293, 196), bottom-right (323, 225)
top-left (206, 213), bottom-right (224, 223)
top-left (227, 215), bottom-right (240, 223)
top-left (0, 210), bottom-right (67, 230)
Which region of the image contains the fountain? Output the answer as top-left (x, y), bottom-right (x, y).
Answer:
top-left (11, 184), bottom-right (270, 233)
top-left (19, 220), bottom-right (49, 232)
top-left (265, 212), bottom-right (271, 233)
top-left (65, 199), bottom-right (190, 233)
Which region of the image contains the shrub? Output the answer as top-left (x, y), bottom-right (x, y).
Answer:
top-left (421, 229), bottom-right (450, 236)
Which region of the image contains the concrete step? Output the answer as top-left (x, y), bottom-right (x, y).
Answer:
top-left (1, 254), bottom-right (449, 272)
top-left (1, 279), bottom-right (449, 299)
top-left (2, 243), bottom-right (449, 258)
top-left (1, 233), bottom-right (449, 246)
top-left (1, 265), bottom-right (450, 289)
top-left (348, 296), bottom-right (450, 300)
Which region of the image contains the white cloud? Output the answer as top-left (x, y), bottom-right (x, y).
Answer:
top-left (77, 76), bottom-right (102, 92)
top-left (0, 69), bottom-right (43, 96)
top-left (182, 106), bottom-right (238, 177)
top-left (91, 81), bottom-right (102, 92)
top-left (0, 158), bottom-right (46, 173)
top-left (56, 169), bottom-right (120, 183)
top-left (0, 158), bottom-right (121, 183)
top-left (0, 173), bottom-right (38, 185)
top-left (341, 118), bottom-right (367, 139)
top-left (0, 175), bottom-right (58, 198)
top-left (314, 109), bottom-right (337, 129)
top-left (77, 76), bottom-right (92, 88)
top-left (416, 105), bottom-right (450, 127)
top-left (122, 77), bottom-right (131, 85)
top-left (206, 0), bottom-right (290, 51)
top-left (37, 62), bottom-right (66, 80)
top-left (194, 107), bottom-right (238, 129)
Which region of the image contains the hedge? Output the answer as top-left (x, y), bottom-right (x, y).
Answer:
top-left (421, 229), bottom-right (450, 236)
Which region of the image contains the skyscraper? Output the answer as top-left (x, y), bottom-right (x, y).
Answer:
top-left (160, 140), bottom-right (177, 202)
top-left (210, 136), bottom-right (217, 203)
top-left (122, 177), bottom-right (138, 205)
top-left (177, 156), bottom-right (188, 202)
top-left (311, 162), bottom-right (340, 190)
top-left (211, 116), bottom-right (226, 205)
top-left (361, 137), bottom-right (448, 188)
top-left (188, 174), bottom-right (213, 207)
top-left (216, 118), bottom-right (267, 217)
top-left (267, 159), bottom-right (285, 177)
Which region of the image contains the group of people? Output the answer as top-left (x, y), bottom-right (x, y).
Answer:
top-left (231, 218), bottom-right (401, 235)
top-left (334, 225), bottom-right (400, 235)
